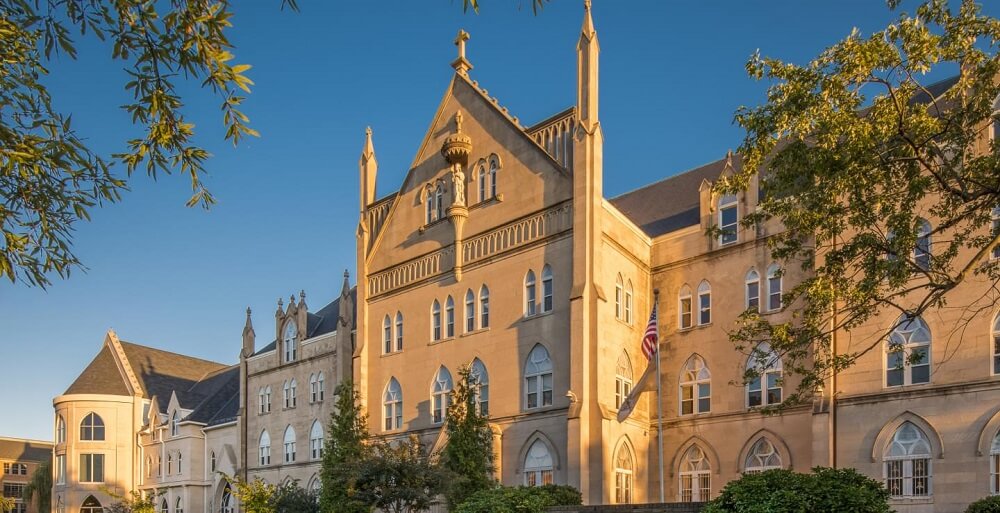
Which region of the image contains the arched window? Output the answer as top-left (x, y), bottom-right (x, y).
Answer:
top-left (525, 345), bottom-right (553, 409)
top-left (523, 440), bottom-right (554, 486)
top-left (157, 455), bottom-right (162, 476)
top-left (81, 496), bottom-right (103, 513)
top-left (445, 295), bottom-right (455, 338)
top-left (615, 274), bottom-right (624, 320)
top-left (317, 372), bottom-right (325, 402)
top-left (615, 352), bottom-right (633, 409)
top-left (145, 457), bottom-right (152, 478)
top-left (679, 445), bottom-right (711, 502)
top-left (425, 186), bottom-right (434, 224)
top-left (489, 155), bottom-right (499, 198)
top-left (478, 163), bottom-right (487, 203)
top-left (766, 264), bottom-right (782, 311)
top-left (680, 355), bottom-right (711, 415)
top-left (210, 451), bottom-right (216, 473)
top-left (259, 430), bottom-right (270, 466)
top-left (678, 285), bottom-right (692, 329)
top-left (624, 280), bottom-right (633, 324)
top-left (283, 425), bottom-right (297, 463)
top-left (309, 475), bottom-right (321, 494)
top-left (718, 193), bottom-right (738, 245)
top-left (470, 358), bottom-right (489, 416)
top-left (175, 497), bottom-right (183, 513)
top-left (993, 313), bottom-right (1000, 375)
top-left (395, 312), bottom-right (403, 351)
top-left (259, 387), bottom-right (266, 413)
top-left (221, 483), bottom-right (234, 513)
top-left (697, 280), bottom-right (711, 325)
top-left (915, 218), bottom-right (932, 271)
top-left (177, 452), bottom-right (183, 473)
top-left (283, 320), bottom-right (298, 362)
top-left (431, 300), bottom-right (442, 341)
top-left (160, 498), bottom-right (168, 513)
top-left (884, 422), bottom-right (932, 497)
top-left (614, 443), bottom-right (633, 504)
top-left (525, 270), bottom-right (537, 316)
top-left (56, 415), bottom-right (65, 444)
top-left (432, 366), bottom-right (453, 424)
top-left (383, 315), bottom-right (392, 354)
top-left (435, 183), bottom-right (445, 220)
top-left (170, 411), bottom-right (180, 436)
top-left (480, 285), bottom-right (490, 329)
top-left (284, 380), bottom-right (297, 408)
top-left (166, 453), bottom-right (173, 475)
top-left (744, 438), bottom-right (782, 473)
top-left (80, 412), bottom-right (105, 441)
top-left (465, 289), bottom-right (476, 332)
top-left (384, 378), bottom-right (403, 431)
top-left (542, 265), bottom-right (554, 313)
top-left (310, 420), bottom-right (324, 460)
top-left (990, 431), bottom-right (1000, 494)
top-left (745, 269), bottom-right (760, 312)
top-left (263, 386), bottom-right (271, 413)
top-left (309, 374), bottom-right (318, 402)
top-left (747, 344), bottom-right (782, 407)
top-left (886, 315), bottom-right (931, 387)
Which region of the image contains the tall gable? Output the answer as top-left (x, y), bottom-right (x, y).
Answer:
top-left (63, 345), bottom-right (131, 396)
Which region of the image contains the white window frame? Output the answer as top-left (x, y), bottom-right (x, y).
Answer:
top-left (384, 378), bottom-right (402, 431)
top-left (678, 445), bottom-right (711, 503)
top-left (471, 358), bottom-right (489, 417)
top-left (383, 315), bottom-right (392, 354)
top-left (624, 280), bottom-right (633, 325)
top-left (259, 431), bottom-right (270, 466)
top-left (79, 454), bottom-right (104, 483)
top-left (445, 295), bottom-right (455, 338)
top-left (766, 264), bottom-right (782, 312)
top-left (679, 355), bottom-right (711, 415)
top-left (718, 193), bottom-right (738, 245)
top-left (395, 312), bottom-right (403, 351)
top-left (523, 440), bottom-right (554, 487)
top-left (697, 280), bottom-right (711, 326)
top-left (431, 366), bottom-right (453, 424)
top-left (615, 274), bottom-right (623, 320)
top-left (747, 344), bottom-right (782, 408)
top-left (744, 438), bottom-right (782, 473)
top-left (541, 265), bottom-right (553, 313)
top-left (883, 422), bottom-right (933, 498)
top-left (615, 352), bottom-right (633, 409)
top-left (480, 285), bottom-right (490, 329)
top-left (283, 425), bottom-right (296, 463)
top-left (614, 444), bottom-right (634, 504)
top-left (524, 345), bottom-right (553, 409)
top-left (990, 431), bottom-right (1000, 495)
top-left (885, 316), bottom-right (931, 387)
top-left (465, 289), bottom-right (476, 333)
top-left (745, 269), bottom-right (760, 312)
top-left (678, 285), bottom-right (692, 329)
top-left (431, 300), bottom-right (441, 341)
top-left (525, 270), bottom-right (537, 316)
top-left (309, 421), bottom-right (324, 460)
top-left (993, 313), bottom-right (1000, 376)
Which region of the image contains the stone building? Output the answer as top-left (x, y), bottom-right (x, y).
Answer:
top-left (240, 275), bottom-right (356, 490)
top-left (1, 437), bottom-right (53, 513)
top-left (352, 2), bottom-right (1000, 512)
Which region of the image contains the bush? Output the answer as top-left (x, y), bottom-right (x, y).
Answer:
top-left (967, 496), bottom-right (1000, 513)
top-left (703, 467), bottom-right (890, 513)
top-left (454, 485), bottom-right (581, 513)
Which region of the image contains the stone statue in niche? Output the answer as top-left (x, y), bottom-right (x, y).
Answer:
top-left (452, 163), bottom-right (466, 206)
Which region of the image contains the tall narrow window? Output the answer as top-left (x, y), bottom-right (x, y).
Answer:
top-left (445, 296), bottom-right (455, 338)
top-left (679, 445), bottom-right (711, 502)
top-left (992, 207), bottom-right (1000, 260)
top-left (523, 440), bottom-right (554, 486)
top-left (309, 374), bottom-right (318, 403)
top-left (541, 265), bottom-right (553, 313)
top-left (425, 187), bottom-right (434, 224)
top-left (525, 270), bottom-right (537, 316)
top-left (719, 193), bottom-right (738, 245)
top-left (56, 455), bottom-right (66, 484)
top-left (177, 452), bottom-right (182, 473)
top-left (170, 411), bottom-right (180, 436)
top-left (615, 352), bottom-right (633, 409)
top-left (678, 285), bottom-right (692, 329)
top-left (993, 313), bottom-right (1000, 375)
top-left (884, 422), bottom-right (932, 498)
top-left (384, 378), bottom-right (403, 431)
top-left (56, 415), bottom-right (65, 444)
top-left (289, 379), bottom-right (297, 407)
top-left (432, 300), bottom-right (442, 341)
top-left (991, 431), bottom-right (1000, 494)
top-left (470, 358), bottom-right (490, 416)
top-left (383, 315), bottom-right (392, 354)
top-left (697, 280), bottom-right (711, 325)
top-left (489, 156), bottom-right (499, 198)
top-left (283, 320), bottom-right (297, 363)
top-left (175, 498), bottom-right (183, 513)
top-left (915, 218), bottom-right (932, 271)
top-left (886, 315), bottom-right (931, 387)
top-left (80, 413), bottom-right (105, 441)
top-left (680, 355), bottom-right (711, 415)
top-left (614, 443), bottom-right (634, 504)
top-left (747, 344), bottom-right (782, 407)
top-left (81, 497), bottom-right (103, 513)
top-left (478, 163), bottom-right (487, 203)
top-left (744, 438), bottom-right (782, 473)
top-left (283, 425), bottom-right (297, 463)
top-left (317, 372), bottom-right (325, 401)
top-left (283, 381), bottom-right (291, 408)
top-left (435, 183), bottom-right (445, 220)
top-left (465, 289), bottom-right (476, 332)
top-left (166, 454), bottom-right (173, 475)
top-left (745, 269), bottom-right (760, 312)
top-left (309, 421), bottom-right (324, 460)
top-left (431, 366), bottom-right (453, 424)
top-left (395, 312), bottom-right (403, 351)
top-left (159, 499), bottom-right (167, 513)
top-left (480, 285), bottom-right (490, 328)
top-left (615, 274), bottom-right (624, 320)
top-left (264, 386), bottom-right (271, 413)
top-left (210, 451), bottom-right (216, 472)
top-left (766, 264), bottom-right (782, 311)
top-left (624, 280), bottom-right (633, 324)
top-left (525, 345), bottom-right (553, 409)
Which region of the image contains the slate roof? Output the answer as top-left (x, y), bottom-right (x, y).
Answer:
top-left (0, 438), bottom-right (53, 462)
top-left (186, 366), bottom-right (240, 426)
top-left (253, 290), bottom-right (356, 356)
top-left (64, 345), bottom-right (131, 396)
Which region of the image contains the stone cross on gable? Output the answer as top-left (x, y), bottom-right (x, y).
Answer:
top-left (452, 29), bottom-right (473, 75)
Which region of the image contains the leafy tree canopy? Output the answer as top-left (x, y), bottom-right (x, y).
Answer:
top-left (22, 460), bottom-right (51, 513)
top-left (722, 0), bottom-right (1000, 404)
top-left (320, 380), bottom-right (372, 513)
top-left (703, 468), bottom-right (890, 513)
top-left (354, 436), bottom-right (446, 513)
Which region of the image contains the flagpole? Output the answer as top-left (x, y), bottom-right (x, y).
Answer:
top-left (654, 289), bottom-right (664, 503)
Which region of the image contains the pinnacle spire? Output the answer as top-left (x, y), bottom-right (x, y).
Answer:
top-left (243, 307), bottom-right (254, 334)
top-left (341, 269), bottom-right (351, 296)
top-left (359, 126), bottom-right (378, 210)
top-left (577, 0), bottom-right (599, 128)
top-left (581, 0), bottom-right (595, 40)
top-left (362, 127), bottom-right (375, 161)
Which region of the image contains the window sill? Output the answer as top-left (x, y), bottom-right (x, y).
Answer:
top-left (615, 317), bottom-right (633, 328)
top-left (523, 404), bottom-right (557, 413)
top-left (889, 497), bottom-right (933, 505)
top-left (469, 194), bottom-right (503, 211)
top-left (428, 336), bottom-right (456, 346)
top-left (461, 327), bottom-right (490, 338)
top-left (883, 382), bottom-right (932, 391)
top-left (419, 217), bottom-right (449, 233)
top-left (522, 310), bottom-right (554, 322)
top-left (381, 351), bottom-right (403, 358)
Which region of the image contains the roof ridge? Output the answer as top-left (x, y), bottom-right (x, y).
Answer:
top-left (0, 437), bottom-right (53, 445)
top-left (610, 155), bottom-right (728, 201)
top-left (119, 340), bottom-right (229, 368)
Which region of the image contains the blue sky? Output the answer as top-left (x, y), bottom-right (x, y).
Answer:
top-left (1, 0), bottom-right (992, 441)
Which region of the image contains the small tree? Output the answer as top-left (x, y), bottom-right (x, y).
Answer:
top-left (967, 496), bottom-right (1000, 513)
top-left (454, 485), bottom-right (582, 513)
top-left (703, 467), bottom-right (890, 513)
top-left (273, 480), bottom-right (319, 513)
top-left (22, 460), bottom-right (51, 513)
top-left (355, 436), bottom-right (446, 513)
top-left (104, 490), bottom-right (159, 513)
top-left (442, 365), bottom-right (496, 509)
top-left (221, 473), bottom-right (277, 513)
top-left (320, 380), bottom-right (371, 513)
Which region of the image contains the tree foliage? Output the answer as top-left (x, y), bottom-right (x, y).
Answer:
top-left (0, 0), bottom-right (299, 287)
top-left (0, 497), bottom-right (14, 513)
top-left (967, 495), bottom-right (1000, 513)
top-left (720, 0), bottom-right (1000, 404)
top-left (221, 473), bottom-right (277, 513)
top-left (453, 485), bottom-right (582, 513)
top-left (703, 468), bottom-right (890, 513)
top-left (320, 380), bottom-right (372, 513)
top-left (354, 436), bottom-right (446, 513)
top-left (104, 489), bottom-right (159, 513)
top-left (273, 480), bottom-right (319, 513)
top-left (22, 460), bottom-right (50, 513)
top-left (442, 365), bottom-right (495, 509)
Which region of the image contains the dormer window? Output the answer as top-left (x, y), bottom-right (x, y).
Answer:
top-left (718, 193), bottom-right (738, 245)
top-left (283, 320), bottom-right (297, 363)
top-left (170, 411), bottom-right (180, 437)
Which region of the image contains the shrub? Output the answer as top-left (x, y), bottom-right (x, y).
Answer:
top-left (967, 495), bottom-right (1000, 513)
top-left (703, 467), bottom-right (890, 513)
top-left (454, 485), bottom-right (582, 513)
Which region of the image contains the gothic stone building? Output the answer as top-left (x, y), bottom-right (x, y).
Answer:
top-left (352, 3), bottom-right (1000, 512)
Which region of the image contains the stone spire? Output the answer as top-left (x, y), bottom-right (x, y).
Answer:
top-left (341, 269), bottom-right (351, 298)
top-left (359, 126), bottom-right (378, 211)
top-left (577, 0), bottom-right (599, 129)
top-left (242, 307), bottom-right (256, 358)
top-left (452, 29), bottom-right (473, 75)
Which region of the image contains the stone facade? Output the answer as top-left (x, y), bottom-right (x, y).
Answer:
top-left (0, 437), bottom-right (53, 513)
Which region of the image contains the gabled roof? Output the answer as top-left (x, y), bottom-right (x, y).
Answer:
top-left (0, 438), bottom-right (52, 462)
top-left (185, 366), bottom-right (240, 426)
top-left (64, 344), bottom-right (131, 396)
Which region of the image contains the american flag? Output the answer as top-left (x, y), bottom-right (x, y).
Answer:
top-left (641, 301), bottom-right (659, 360)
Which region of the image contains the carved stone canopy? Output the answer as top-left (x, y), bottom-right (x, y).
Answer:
top-left (441, 111), bottom-right (472, 166)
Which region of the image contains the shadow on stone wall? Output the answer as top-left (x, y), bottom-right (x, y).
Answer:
top-left (549, 503), bottom-right (706, 513)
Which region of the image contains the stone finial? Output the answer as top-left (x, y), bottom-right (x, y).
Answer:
top-left (289, 294), bottom-right (296, 306)
top-left (452, 29), bottom-right (473, 75)
top-left (441, 111), bottom-right (473, 166)
top-left (300, 290), bottom-right (306, 301)
top-left (456, 111), bottom-right (464, 133)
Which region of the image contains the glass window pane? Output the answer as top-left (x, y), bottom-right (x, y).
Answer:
top-left (911, 364), bottom-right (930, 384)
